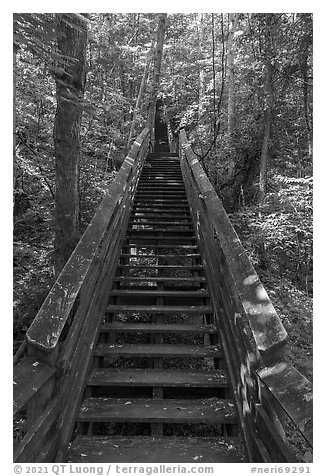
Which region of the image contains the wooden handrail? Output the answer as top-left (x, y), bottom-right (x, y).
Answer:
top-left (26, 128), bottom-right (149, 355)
top-left (257, 362), bottom-right (313, 447)
top-left (179, 128), bottom-right (287, 362)
top-left (179, 128), bottom-right (312, 461)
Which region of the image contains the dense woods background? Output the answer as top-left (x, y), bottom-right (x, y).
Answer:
top-left (13, 13), bottom-right (312, 379)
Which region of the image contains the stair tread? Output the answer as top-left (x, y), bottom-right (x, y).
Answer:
top-left (133, 203), bottom-right (189, 207)
top-left (117, 264), bottom-right (202, 269)
top-left (120, 254), bottom-right (200, 259)
top-left (122, 244), bottom-right (198, 249)
top-left (133, 206), bottom-right (190, 210)
top-left (105, 304), bottom-right (212, 313)
top-left (100, 322), bottom-right (216, 333)
top-left (109, 289), bottom-right (207, 296)
top-left (125, 236), bottom-right (197, 241)
top-left (88, 368), bottom-right (229, 387)
top-left (127, 230), bottom-right (195, 235)
top-left (77, 397), bottom-right (236, 423)
top-left (114, 276), bottom-right (206, 282)
top-left (94, 344), bottom-right (222, 357)
top-left (136, 189), bottom-right (186, 192)
top-left (66, 436), bottom-right (245, 463)
top-left (130, 221), bottom-right (192, 225)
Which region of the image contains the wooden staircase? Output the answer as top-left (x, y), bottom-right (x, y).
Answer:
top-left (14, 126), bottom-right (312, 464)
top-left (66, 152), bottom-right (245, 462)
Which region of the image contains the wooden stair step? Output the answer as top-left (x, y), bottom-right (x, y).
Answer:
top-left (143, 165), bottom-right (181, 168)
top-left (136, 193), bottom-right (187, 198)
top-left (105, 304), bottom-right (212, 314)
top-left (137, 186), bottom-right (185, 190)
top-left (87, 368), bottom-right (229, 388)
top-left (135, 198), bottom-right (188, 203)
top-left (138, 180), bottom-right (184, 184)
top-left (143, 168), bottom-right (181, 171)
top-left (77, 397), bottom-right (236, 424)
top-left (133, 203), bottom-right (189, 208)
top-left (127, 229), bottom-right (194, 235)
top-left (117, 264), bottom-right (202, 270)
top-left (134, 200), bottom-right (188, 206)
top-left (129, 221), bottom-right (192, 226)
top-left (122, 244), bottom-right (198, 250)
top-left (132, 208), bottom-right (190, 214)
top-left (109, 288), bottom-right (207, 296)
top-left (66, 436), bottom-right (245, 463)
top-left (136, 187), bottom-right (186, 191)
top-left (131, 214), bottom-right (191, 220)
top-left (140, 175), bottom-right (183, 178)
top-left (125, 236), bottom-right (197, 242)
top-left (100, 322), bottom-right (216, 334)
top-left (120, 253), bottom-right (200, 259)
top-left (114, 276), bottom-right (206, 283)
top-left (94, 344), bottom-right (222, 358)
top-left (140, 176), bottom-right (183, 180)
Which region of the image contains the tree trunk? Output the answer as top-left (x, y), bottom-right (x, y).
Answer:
top-left (127, 41), bottom-right (154, 150)
top-left (301, 50), bottom-right (312, 158)
top-left (227, 13), bottom-right (236, 149)
top-left (13, 42), bottom-right (18, 188)
top-left (258, 15), bottom-right (274, 204)
top-left (146, 13), bottom-right (167, 148)
top-left (258, 107), bottom-right (271, 203)
top-left (197, 13), bottom-right (205, 121)
top-left (53, 14), bottom-right (87, 274)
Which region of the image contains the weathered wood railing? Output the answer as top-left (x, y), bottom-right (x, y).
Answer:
top-left (13, 128), bottom-right (150, 462)
top-left (179, 128), bottom-right (313, 462)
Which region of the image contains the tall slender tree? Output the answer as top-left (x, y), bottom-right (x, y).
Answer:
top-left (258, 14), bottom-right (275, 204)
top-left (146, 13), bottom-right (167, 147)
top-left (197, 13), bottom-right (205, 121)
top-left (53, 14), bottom-right (88, 273)
top-left (226, 13), bottom-right (237, 150)
top-left (127, 40), bottom-right (155, 149)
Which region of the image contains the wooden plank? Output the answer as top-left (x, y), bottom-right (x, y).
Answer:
top-left (254, 404), bottom-right (297, 462)
top-left (13, 357), bottom-right (56, 416)
top-left (77, 397), bottom-right (236, 423)
top-left (125, 235), bottom-right (197, 241)
top-left (100, 322), bottom-right (217, 333)
top-left (109, 289), bottom-right (208, 296)
top-left (14, 397), bottom-right (60, 462)
top-left (26, 128), bottom-right (149, 353)
top-left (87, 368), bottom-right (229, 388)
top-left (94, 343), bottom-right (223, 358)
top-left (66, 436), bottom-right (245, 463)
top-left (105, 304), bottom-right (212, 314)
top-left (131, 214), bottom-right (191, 219)
top-left (129, 221), bottom-right (192, 226)
top-left (117, 264), bottom-right (202, 269)
top-left (133, 202), bottom-right (189, 208)
top-left (257, 362), bottom-right (313, 446)
top-left (120, 254), bottom-right (200, 259)
top-left (122, 244), bottom-right (198, 250)
top-left (114, 276), bottom-right (206, 283)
